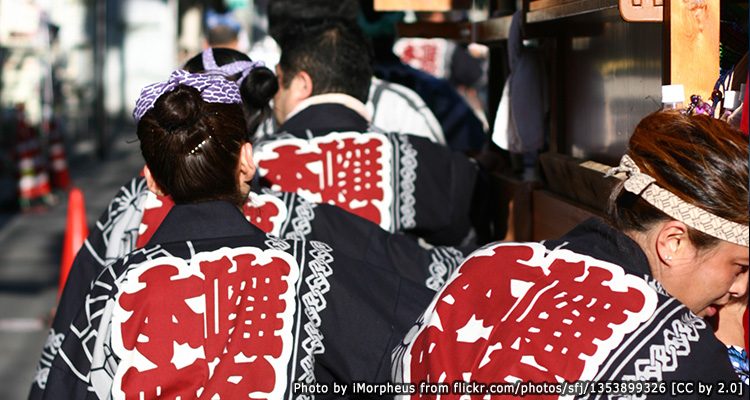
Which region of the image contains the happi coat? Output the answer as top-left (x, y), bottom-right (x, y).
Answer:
top-left (393, 218), bottom-right (746, 399)
top-left (253, 95), bottom-right (485, 246)
top-left (30, 200), bottom-right (442, 399)
top-left (30, 176), bottom-right (470, 399)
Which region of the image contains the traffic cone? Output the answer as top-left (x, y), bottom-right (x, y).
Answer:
top-left (46, 119), bottom-right (71, 190)
top-left (15, 105), bottom-right (52, 210)
top-left (58, 187), bottom-right (88, 296)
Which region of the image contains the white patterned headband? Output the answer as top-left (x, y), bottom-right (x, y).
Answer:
top-left (201, 48), bottom-right (265, 85)
top-left (132, 69), bottom-right (242, 122)
top-left (606, 155), bottom-right (749, 247)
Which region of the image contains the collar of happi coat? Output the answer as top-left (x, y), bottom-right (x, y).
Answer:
top-left (147, 200), bottom-right (262, 246)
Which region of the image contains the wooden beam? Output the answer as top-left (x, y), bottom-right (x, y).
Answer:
top-left (374, 0), bottom-right (472, 12)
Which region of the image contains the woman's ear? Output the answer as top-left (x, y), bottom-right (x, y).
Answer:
top-left (655, 220), bottom-right (692, 266)
top-left (238, 142), bottom-right (256, 182)
top-left (143, 165), bottom-right (165, 196)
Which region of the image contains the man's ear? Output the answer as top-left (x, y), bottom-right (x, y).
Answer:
top-left (143, 165), bottom-right (165, 196)
top-left (292, 70), bottom-right (313, 100)
top-left (238, 142), bottom-right (256, 182)
top-left (655, 220), bottom-right (692, 266)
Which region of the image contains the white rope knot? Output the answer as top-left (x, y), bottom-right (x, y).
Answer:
top-left (606, 154), bottom-right (656, 195)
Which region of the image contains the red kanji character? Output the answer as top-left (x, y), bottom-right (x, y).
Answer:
top-left (256, 134), bottom-right (390, 226)
top-left (116, 263), bottom-right (205, 398)
top-left (405, 243), bottom-right (655, 399)
top-left (316, 138), bottom-right (385, 223)
top-left (420, 44), bottom-right (438, 76)
top-left (199, 250), bottom-right (294, 398)
top-left (118, 264), bottom-right (204, 362)
top-left (401, 43), bottom-right (418, 65)
top-left (257, 144), bottom-right (322, 193)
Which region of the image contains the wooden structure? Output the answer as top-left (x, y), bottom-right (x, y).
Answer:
top-left (383, 0), bottom-right (722, 241)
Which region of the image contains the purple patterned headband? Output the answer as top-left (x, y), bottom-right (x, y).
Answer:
top-left (201, 48), bottom-right (265, 84)
top-left (132, 69), bottom-right (242, 122)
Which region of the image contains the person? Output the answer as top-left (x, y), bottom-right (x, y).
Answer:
top-left (203, 3), bottom-right (245, 51)
top-left (30, 52), bottom-right (472, 397)
top-left (358, 1), bottom-right (487, 153)
top-left (393, 110), bottom-right (749, 394)
top-left (30, 71), bottom-right (443, 399)
top-left (257, 18), bottom-right (502, 246)
top-left (256, 0), bottom-right (446, 145)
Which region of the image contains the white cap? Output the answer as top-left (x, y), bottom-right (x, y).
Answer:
top-left (723, 91), bottom-right (741, 110)
top-left (661, 84), bottom-right (685, 104)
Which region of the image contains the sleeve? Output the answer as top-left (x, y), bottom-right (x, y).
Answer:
top-left (402, 134), bottom-right (478, 246)
top-left (307, 201), bottom-right (475, 290)
top-left (29, 177), bottom-right (146, 398)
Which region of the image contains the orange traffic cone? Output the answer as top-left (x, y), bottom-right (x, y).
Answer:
top-left (58, 187), bottom-right (88, 296)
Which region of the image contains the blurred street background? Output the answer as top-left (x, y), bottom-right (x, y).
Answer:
top-left (0, 1), bottom-right (269, 397)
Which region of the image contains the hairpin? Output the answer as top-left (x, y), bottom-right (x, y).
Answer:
top-left (189, 135), bottom-right (212, 155)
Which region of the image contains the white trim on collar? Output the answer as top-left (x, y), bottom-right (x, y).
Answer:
top-left (285, 93), bottom-right (372, 123)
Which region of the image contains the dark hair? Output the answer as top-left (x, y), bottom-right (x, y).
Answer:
top-left (267, 0), bottom-right (360, 44)
top-left (183, 48), bottom-right (278, 137)
top-left (608, 110), bottom-right (749, 249)
top-left (277, 19), bottom-right (373, 103)
top-left (205, 25), bottom-right (239, 47)
top-left (137, 85), bottom-right (247, 206)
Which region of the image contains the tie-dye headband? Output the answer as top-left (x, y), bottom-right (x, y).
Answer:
top-left (606, 155), bottom-right (748, 247)
top-left (201, 48), bottom-right (265, 84)
top-left (132, 69), bottom-right (242, 122)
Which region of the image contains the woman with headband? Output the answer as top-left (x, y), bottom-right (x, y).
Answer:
top-left (393, 110), bottom-right (748, 395)
top-left (30, 70), bottom-right (442, 399)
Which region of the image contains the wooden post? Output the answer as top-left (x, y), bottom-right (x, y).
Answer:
top-left (664, 0), bottom-right (719, 101)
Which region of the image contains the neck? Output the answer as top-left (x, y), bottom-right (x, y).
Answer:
top-left (285, 93), bottom-right (371, 123)
top-left (624, 228), bottom-right (662, 281)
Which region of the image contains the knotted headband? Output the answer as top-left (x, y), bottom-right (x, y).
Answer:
top-left (132, 69), bottom-right (242, 122)
top-left (606, 155), bottom-right (749, 247)
top-left (201, 48), bottom-right (265, 85)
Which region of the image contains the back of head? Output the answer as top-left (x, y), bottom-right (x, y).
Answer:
top-left (267, 0), bottom-right (360, 44)
top-left (204, 7), bottom-right (241, 48)
top-left (206, 24), bottom-right (240, 48)
top-left (183, 48), bottom-right (278, 137)
top-left (608, 110), bottom-right (749, 249)
top-left (137, 84), bottom-right (247, 206)
top-left (277, 19), bottom-right (372, 103)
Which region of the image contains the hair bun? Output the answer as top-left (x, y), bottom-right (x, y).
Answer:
top-left (241, 66), bottom-right (278, 109)
top-left (153, 85), bottom-right (204, 132)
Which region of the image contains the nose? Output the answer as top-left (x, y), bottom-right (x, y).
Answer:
top-left (728, 271), bottom-right (749, 300)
